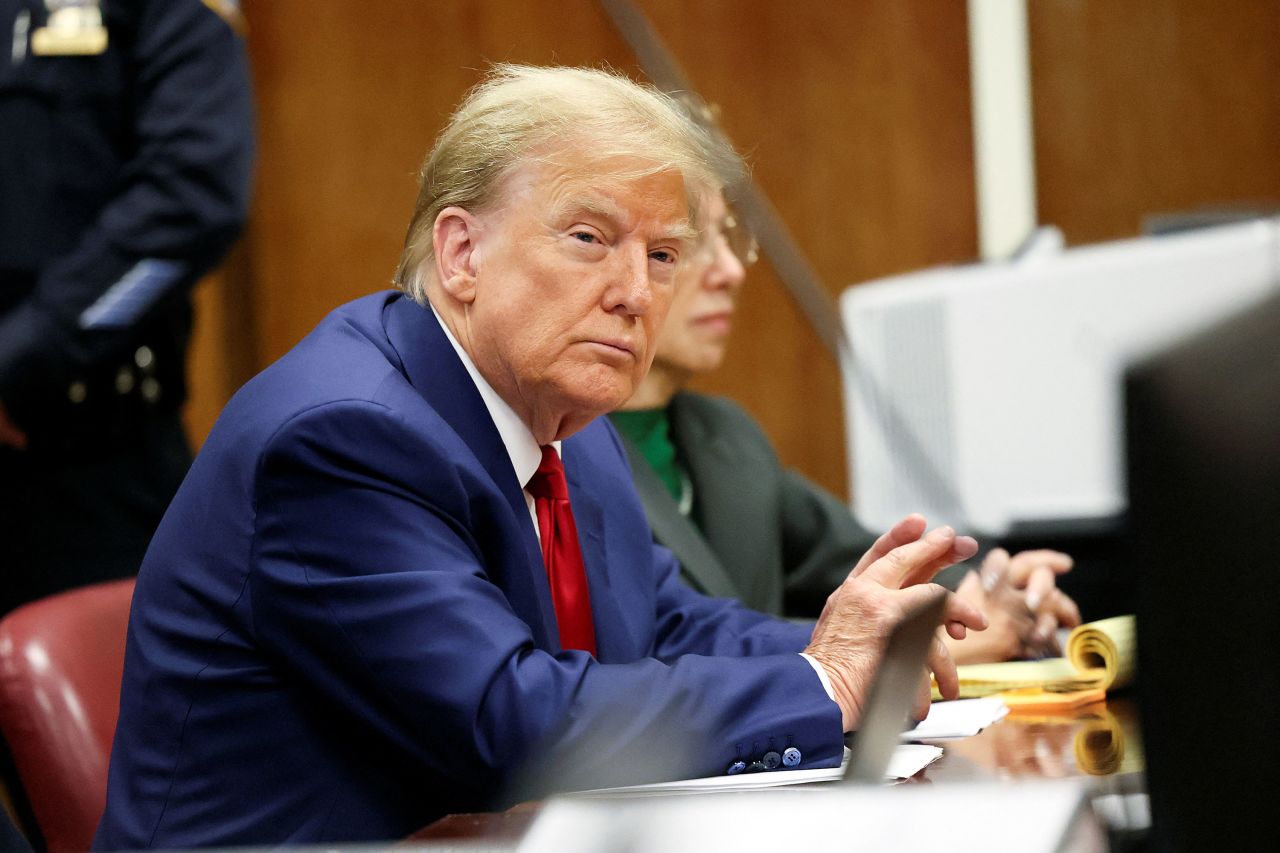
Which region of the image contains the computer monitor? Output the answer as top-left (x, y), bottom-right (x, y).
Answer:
top-left (1125, 291), bottom-right (1280, 851)
top-left (839, 218), bottom-right (1280, 539)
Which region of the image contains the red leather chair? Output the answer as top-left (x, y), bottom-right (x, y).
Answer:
top-left (0, 579), bottom-right (135, 853)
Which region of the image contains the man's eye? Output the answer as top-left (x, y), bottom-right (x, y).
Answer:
top-left (571, 231), bottom-right (599, 244)
top-left (649, 249), bottom-right (676, 264)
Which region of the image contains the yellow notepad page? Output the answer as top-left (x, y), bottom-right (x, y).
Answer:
top-left (935, 615), bottom-right (1136, 699)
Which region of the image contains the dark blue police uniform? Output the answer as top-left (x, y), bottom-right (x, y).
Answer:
top-left (0, 0), bottom-right (254, 613)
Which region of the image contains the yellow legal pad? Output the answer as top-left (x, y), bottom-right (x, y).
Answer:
top-left (934, 615), bottom-right (1136, 700)
top-left (998, 686), bottom-right (1107, 714)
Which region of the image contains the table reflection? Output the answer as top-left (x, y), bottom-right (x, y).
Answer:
top-left (922, 697), bottom-right (1143, 781)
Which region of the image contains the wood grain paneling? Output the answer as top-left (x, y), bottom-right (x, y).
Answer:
top-left (1029, 0), bottom-right (1280, 245)
top-left (182, 244), bottom-right (257, 444)
top-left (186, 0), bottom-right (980, 501)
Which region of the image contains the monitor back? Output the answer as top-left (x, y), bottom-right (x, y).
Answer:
top-left (1126, 291), bottom-right (1280, 851)
top-left (840, 218), bottom-right (1280, 536)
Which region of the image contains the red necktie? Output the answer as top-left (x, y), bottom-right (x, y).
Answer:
top-left (527, 446), bottom-right (597, 655)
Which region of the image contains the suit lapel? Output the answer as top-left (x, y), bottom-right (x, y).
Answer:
top-left (672, 393), bottom-right (782, 613)
top-left (618, 432), bottom-right (740, 600)
top-left (381, 296), bottom-right (557, 646)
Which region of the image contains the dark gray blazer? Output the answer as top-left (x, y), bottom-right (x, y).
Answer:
top-left (617, 392), bottom-right (876, 617)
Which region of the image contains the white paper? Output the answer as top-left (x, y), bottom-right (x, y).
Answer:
top-left (569, 743), bottom-right (943, 798)
top-left (885, 742), bottom-right (945, 779)
top-left (901, 697), bottom-right (1009, 740)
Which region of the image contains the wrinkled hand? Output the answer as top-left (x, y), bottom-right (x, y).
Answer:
top-left (944, 548), bottom-right (1082, 664)
top-left (847, 514), bottom-right (977, 584)
top-left (0, 402), bottom-right (27, 450)
top-left (806, 519), bottom-right (986, 730)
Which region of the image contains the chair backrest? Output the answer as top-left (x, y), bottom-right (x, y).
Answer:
top-left (0, 578), bottom-right (135, 853)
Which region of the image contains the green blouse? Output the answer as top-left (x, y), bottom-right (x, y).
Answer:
top-left (607, 407), bottom-right (683, 504)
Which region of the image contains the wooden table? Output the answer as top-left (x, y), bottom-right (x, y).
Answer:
top-left (409, 696), bottom-right (1145, 846)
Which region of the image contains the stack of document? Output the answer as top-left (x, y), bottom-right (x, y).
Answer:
top-left (901, 697), bottom-right (1009, 740)
top-left (939, 615), bottom-right (1136, 699)
top-left (569, 697), bottom-right (1013, 799)
top-left (570, 744), bottom-right (943, 798)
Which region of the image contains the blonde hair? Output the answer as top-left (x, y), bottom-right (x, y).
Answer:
top-left (393, 64), bottom-right (743, 302)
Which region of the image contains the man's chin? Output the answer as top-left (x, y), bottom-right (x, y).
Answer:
top-left (569, 387), bottom-right (631, 420)
top-left (539, 377), bottom-right (634, 436)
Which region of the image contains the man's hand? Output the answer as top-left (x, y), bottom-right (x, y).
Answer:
top-left (943, 548), bottom-right (1082, 664)
top-left (848, 513), bottom-right (977, 584)
top-left (805, 521), bottom-right (986, 730)
top-left (0, 402), bottom-right (27, 450)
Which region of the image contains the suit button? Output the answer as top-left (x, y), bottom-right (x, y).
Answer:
top-left (747, 760), bottom-right (767, 773)
top-left (782, 747), bottom-right (802, 767)
top-left (761, 751), bottom-right (782, 770)
top-left (726, 761), bottom-right (747, 776)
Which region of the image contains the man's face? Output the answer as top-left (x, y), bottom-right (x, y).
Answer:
top-left (650, 192), bottom-right (748, 379)
top-left (462, 156), bottom-right (694, 438)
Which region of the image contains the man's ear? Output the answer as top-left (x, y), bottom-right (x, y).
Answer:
top-left (433, 206), bottom-right (482, 304)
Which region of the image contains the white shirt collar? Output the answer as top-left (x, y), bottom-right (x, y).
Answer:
top-left (428, 301), bottom-right (561, 488)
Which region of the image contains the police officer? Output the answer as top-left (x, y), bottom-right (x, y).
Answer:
top-left (0, 0), bottom-right (254, 614)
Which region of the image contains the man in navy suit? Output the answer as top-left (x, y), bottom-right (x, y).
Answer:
top-left (97, 65), bottom-right (985, 847)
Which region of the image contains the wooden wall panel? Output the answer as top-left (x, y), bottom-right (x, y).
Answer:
top-left (182, 244), bottom-right (257, 444)
top-left (186, 0), bottom-right (980, 501)
top-left (1029, 0), bottom-right (1280, 245)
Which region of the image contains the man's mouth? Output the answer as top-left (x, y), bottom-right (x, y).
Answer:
top-left (584, 338), bottom-right (636, 358)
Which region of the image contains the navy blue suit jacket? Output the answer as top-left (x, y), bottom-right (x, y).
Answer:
top-left (95, 293), bottom-right (843, 847)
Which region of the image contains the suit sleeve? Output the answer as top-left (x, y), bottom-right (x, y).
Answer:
top-left (248, 401), bottom-right (843, 802)
top-left (648, 540), bottom-right (820, 657)
top-left (0, 0), bottom-right (254, 397)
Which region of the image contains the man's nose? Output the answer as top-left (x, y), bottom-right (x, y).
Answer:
top-left (605, 245), bottom-right (654, 315)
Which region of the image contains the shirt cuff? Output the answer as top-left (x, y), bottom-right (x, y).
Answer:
top-left (799, 652), bottom-right (837, 702)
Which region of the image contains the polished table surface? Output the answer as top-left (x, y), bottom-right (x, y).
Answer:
top-left (408, 695), bottom-right (1145, 846)
top-left (914, 695), bottom-right (1142, 782)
